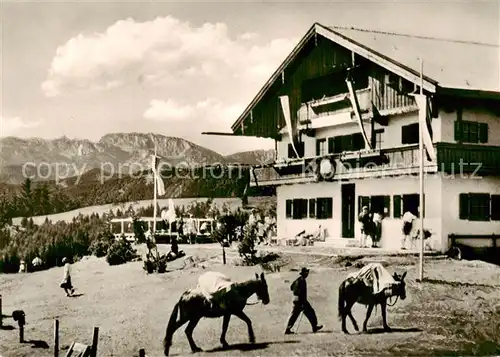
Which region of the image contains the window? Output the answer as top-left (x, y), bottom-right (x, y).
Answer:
top-left (454, 121), bottom-right (488, 143)
top-left (358, 195), bottom-right (390, 216)
top-left (292, 199), bottom-right (308, 219)
top-left (308, 198), bottom-right (316, 218)
top-left (393, 194), bottom-right (423, 218)
top-left (331, 133), bottom-right (365, 153)
top-left (459, 193), bottom-right (490, 221)
top-left (285, 199), bottom-right (293, 219)
top-left (316, 138), bottom-right (327, 156)
top-left (401, 123), bottom-right (419, 145)
top-left (288, 142), bottom-right (305, 158)
top-left (316, 197), bottom-right (333, 219)
top-left (373, 129), bottom-right (384, 149)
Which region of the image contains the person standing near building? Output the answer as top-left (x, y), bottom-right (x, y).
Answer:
top-left (358, 206), bottom-right (372, 248)
top-left (372, 211), bottom-right (383, 248)
top-left (60, 257), bottom-right (75, 297)
top-left (285, 267), bottom-right (323, 334)
top-left (401, 210), bottom-right (417, 250)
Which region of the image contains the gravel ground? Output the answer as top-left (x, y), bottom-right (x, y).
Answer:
top-left (1, 244), bottom-right (499, 357)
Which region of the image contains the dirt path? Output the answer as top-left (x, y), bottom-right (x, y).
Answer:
top-left (1, 245), bottom-right (499, 357)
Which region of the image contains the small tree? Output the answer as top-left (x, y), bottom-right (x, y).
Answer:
top-left (237, 222), bottom-right (258, 265)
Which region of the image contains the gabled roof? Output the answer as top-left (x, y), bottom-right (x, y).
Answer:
top-left (329, 25), bottom-right (500, 92)
top-left (231, 22), bottom-right (500, 133)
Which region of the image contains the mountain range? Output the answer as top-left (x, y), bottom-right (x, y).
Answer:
top-left (0, 133), bottom-right (275, 185)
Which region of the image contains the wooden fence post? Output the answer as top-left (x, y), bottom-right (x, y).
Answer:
top-left (91, 327), bottom-right (99, 357)
top-left (139, 348), bottom-right (146, 357)
top-left (54, 319), bottom-right (59, 357)
top-left (0, 294), bottom-right (2, 327)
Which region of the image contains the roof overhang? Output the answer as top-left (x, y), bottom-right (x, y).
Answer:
top-left (436, 87), bottom-right (500, 100)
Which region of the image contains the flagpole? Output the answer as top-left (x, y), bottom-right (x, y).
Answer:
top-left (418, 58), bottom-right (425, 282)
top-left (153, 142), bottom-right (158, 239)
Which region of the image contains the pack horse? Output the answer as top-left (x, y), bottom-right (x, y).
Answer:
top-left (162, 271), bottom-right (270, 356)
top-left (338, 263), bottom-right (407, 333)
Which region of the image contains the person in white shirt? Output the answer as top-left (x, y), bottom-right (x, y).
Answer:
top-left (401, 211), bottom-right (417, 250)
top-left (60, 257), bottom-right (75, 297)
top-left (372, 212), bottom-right (383, 248)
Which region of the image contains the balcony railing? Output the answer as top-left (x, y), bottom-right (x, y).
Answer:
top-left (251, 143), bottom-right (500, 186)
top-left (250, 144), bottom-right (434, 186)
top-left (436, 143), bottom-right (500, 174)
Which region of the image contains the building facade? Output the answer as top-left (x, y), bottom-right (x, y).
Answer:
top-left (230, 23), bottom-right (500, 252)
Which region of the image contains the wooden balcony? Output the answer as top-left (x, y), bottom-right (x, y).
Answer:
top-left (250, 145), bottom-right (436, 186)
top-left (436, 143), bottom-right (500, 175)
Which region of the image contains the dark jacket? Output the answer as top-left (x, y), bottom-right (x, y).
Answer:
top-left (290, 276), bottom-right (307, 303)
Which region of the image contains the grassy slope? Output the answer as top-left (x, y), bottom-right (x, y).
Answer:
top-left (1, 245), bottom-right (499, 357)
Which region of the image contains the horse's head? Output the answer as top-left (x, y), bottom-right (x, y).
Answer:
top-left (392, 271), bottom-right (407, 300)
top-left (254, 272), bottom-right (270, 305)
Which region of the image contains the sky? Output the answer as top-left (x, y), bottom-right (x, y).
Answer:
top-left (1, 0), bottom-right (499, 155)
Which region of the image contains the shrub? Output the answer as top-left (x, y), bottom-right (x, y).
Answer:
top-left (105, 237), bottom-right (137, 266)
top-left (89, 232), bottom-right (115, 258)
top-left (237, 223), bottom-right (258, 265)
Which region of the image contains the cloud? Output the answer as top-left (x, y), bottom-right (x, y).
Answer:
top-left (42, 16), bottom-right (297, 96)
top-left (143, 98), bottom-right (243, 129)
top-left (0, 116), bottom-right (44, 137)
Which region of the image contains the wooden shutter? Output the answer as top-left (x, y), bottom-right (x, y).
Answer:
top-left (316, 140), bottom-right (321, 156)
top-left (358, 196), bottom-right (370, 213)
top-left (328, 137), bottom-right (335, 154)
top-left (478, 123), bottom-right (489, 143)
top-left (491, 195), bottom-right (500, 220)
top-left (327, 198), bottom-right (333, 218)
top-left (458, 193), bottom-right (469, 220)
top-left (308, 198), bottom-right (316, 218)
top-left (393, 195), bottom-right (402, 218)
top-left (285, 200), bottom-right (293, 218)
top-left (301, 199), bottom-right (308, 219)
top-left (288, 144), bottom-right (294, 158)
top-left (383, 196), bottom-right (391, 217)
top-left (454, 121), bottom-right (462, 142)
top-left (334, 136), bottom-right (342, 153)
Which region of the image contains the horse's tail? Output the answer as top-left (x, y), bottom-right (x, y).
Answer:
top-left (163, 299), bottom-right (181, 356)
top-left (338, 280), bottom-right (346, 320)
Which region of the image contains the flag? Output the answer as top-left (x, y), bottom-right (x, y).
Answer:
top-left (414, 94), bottom-right (436, 162)
top-left (151, 155), bottom-right (166, 196)
top-left (279, 95), bottom-right (301, 158)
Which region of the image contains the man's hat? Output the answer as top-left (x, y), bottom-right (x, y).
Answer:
top-left (300, 267), bottom-right (310, 275)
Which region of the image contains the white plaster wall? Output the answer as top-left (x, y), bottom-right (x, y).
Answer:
top-left (440, 108), bottom-right (500, 145)
top-left (276, 174), bottom-right (443, 250)
top-left (355, 174), bottom-right (442, 251)
top-left (276, 110), bottom-right (443, 160)
top-left (276, 181), bottom-right (341, 239)
top-left (441, 174), bottom-right (500, 249)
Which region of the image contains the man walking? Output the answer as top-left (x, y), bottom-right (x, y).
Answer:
top-left (285, 267), bottom-right (323, 334)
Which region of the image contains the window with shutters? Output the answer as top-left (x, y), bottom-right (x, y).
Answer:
top-left (370, 195), bottom-right (391, 216)
top-left (358, 196), bottom-right (371, 213)
top-left (393, 194), bottom-right (423, 217)
top-left (459, 193), bottom-right (490, 221)
top-left (454, 121), bottom-right (488, 143)
top-left (292, 198), bottom-right (308, 219)
top-left (316, 138), bottom-right (327, 156)
top-left (317, 197), bottom-right (333, 219)
top-left (286, 199), bottom-right (293, 219)
top-left (491, 195), bottom-right (500, 221)
top-left (401, 123), bottom-right (419, 144)
top-left (309, 198), bottom-right (316, 218)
